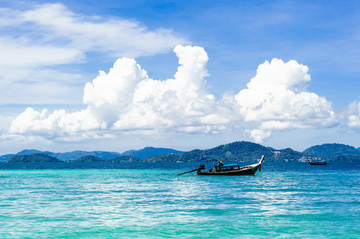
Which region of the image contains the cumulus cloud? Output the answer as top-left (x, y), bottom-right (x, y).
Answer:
top-left (9, 107), bottom-right (105, 140)
top-left (114, 45), bottom-right (222, 131)
top-left (83, 57), bottom-right (149, 125)
top-left (9, 45), bottom-right (337, 143)
top-left (9, 45), bottom-right (227, 140)
top-left (234, 58), bottom-right (336, 142)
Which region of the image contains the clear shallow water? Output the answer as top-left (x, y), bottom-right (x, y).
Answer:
top-left (1, 162), bottom-right (360, 238)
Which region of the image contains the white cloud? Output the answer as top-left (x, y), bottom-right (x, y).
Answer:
top-left (0, 3), bottom-right (188, 104)
top-left (9, 107), bottom-right (105, 139)
top-left (345, 101), bottom-right (360, 128)
top-left (0, 37), bottom-right (83, 69)
top-left (115, 45), bottom-right (219, 130)
top-left (247, 129), bottom-right (272, 144)
top-left (83, 57), bottom-right (148, 125)
top-left (5, 3), bottom-right (188, 58)
top-left (0, 37), bottom-right (84, 99)
top-left (234, 58), bottom-right (337, 142)
top-left (9, 45), bottom-right (226, 140)
top-left (8, 45), bottom-right (338, 143)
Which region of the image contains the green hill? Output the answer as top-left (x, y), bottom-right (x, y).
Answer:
top-left (3, 141), bottom-right (360, 164)
top-left (73, 155), bottom-right (104, 162)
top-left (122, 147), bottom-right (184, 159)
top-left (6, 153), bottom-right (62, 163)
top-left (143, 141), bottom-right (299, 162)
top-left (201, 141), bottom-right (272, 161)
top-left (274, 148), bottom-right (304, 162)
top-left (54, 150), bottom-right (121, 161)
top-left (0, 154), bottom-right (14, 162)
top-left (303, 143), bottom-right (360, 158)
top-left (1, 148), bottom-right (169, 161)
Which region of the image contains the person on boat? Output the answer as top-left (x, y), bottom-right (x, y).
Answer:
top-left (218, 161), bottom-right (224, 171)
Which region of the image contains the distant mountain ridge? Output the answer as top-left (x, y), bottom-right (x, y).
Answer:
top-left (73, 155), bottom-right (141, 163)
top-left (303, 143), bottom-right (360, 158)
top-left (143, 142), bottom-right (360, 162)
top-left (0, 147), bottom-right (183, 162)
top-left (1, 142), bottom-right (360, 163)
top-left (0, 150), bottom-right (122, 162)
top-left (122, 147), bottom-right (184, 159)
top-left (144, 141), bottom-right (304, 162)
top-left (54, 151), bottom-right (122, 161)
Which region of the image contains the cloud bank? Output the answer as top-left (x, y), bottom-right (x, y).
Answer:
top-left (9, 45), bottom-right (338, 143)
top-left (0, 3), bottom-right (187, 61)
top-left (0, 3), bottom-right (188, 104)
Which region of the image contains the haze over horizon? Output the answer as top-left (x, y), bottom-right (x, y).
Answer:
top-left (1, 0), bottom-right (360, 155)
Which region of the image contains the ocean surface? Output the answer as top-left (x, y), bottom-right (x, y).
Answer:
top-left (1, 162), bottom-right (360, 238)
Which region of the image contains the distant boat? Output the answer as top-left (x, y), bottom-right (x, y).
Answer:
top-left (178, 155), bottom-right (265, 176)
top-left (308, 159), bottom-right (327, 165)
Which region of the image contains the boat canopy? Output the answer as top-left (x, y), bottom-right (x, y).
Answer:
top-left (223, 164), bottom-right (239, 167)
top-left (220, 164), bottom-right (240, 170)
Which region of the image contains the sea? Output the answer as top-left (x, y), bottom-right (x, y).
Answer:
top-left (1, 161), bottom-right (360, 238)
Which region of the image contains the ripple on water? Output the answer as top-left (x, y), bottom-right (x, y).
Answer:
top-left (0, 164), bottom-right (359, 238)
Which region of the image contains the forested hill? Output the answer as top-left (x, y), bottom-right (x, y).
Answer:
top-left (144, 141), bottom-right (304, 162)
top-left (6, 154), bottom-right (62, 163)
top-left (0, 148), bottom-right (181, 162)
top-left (144, 142), bottom-right (360, 162)
top-left (1, 142), bottom-right (360, 163)
top-left (303, 143), bottom-right (360, 158)
top-left (122, 147), bottom-right (183, 159)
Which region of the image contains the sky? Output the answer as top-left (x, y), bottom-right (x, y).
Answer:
top-left (1, 0), bottom-right (360, 154)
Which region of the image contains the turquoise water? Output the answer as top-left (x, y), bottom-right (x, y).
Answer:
top-left (1, 162), bottom-right (360, 238)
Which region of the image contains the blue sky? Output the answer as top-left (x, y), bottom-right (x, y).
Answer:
top-left (1, 0), bottom-right (360, 154)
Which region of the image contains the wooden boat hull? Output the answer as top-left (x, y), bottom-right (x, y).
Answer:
top-left (197, 162), bottom-right (261, 176)
top-left (308, 161), bottom-right (327, 165)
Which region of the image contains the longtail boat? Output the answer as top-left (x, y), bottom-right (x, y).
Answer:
top-left (178, 155), bottom-right (265, 176)
top-left (308, 159), bottom-right (327, 165)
